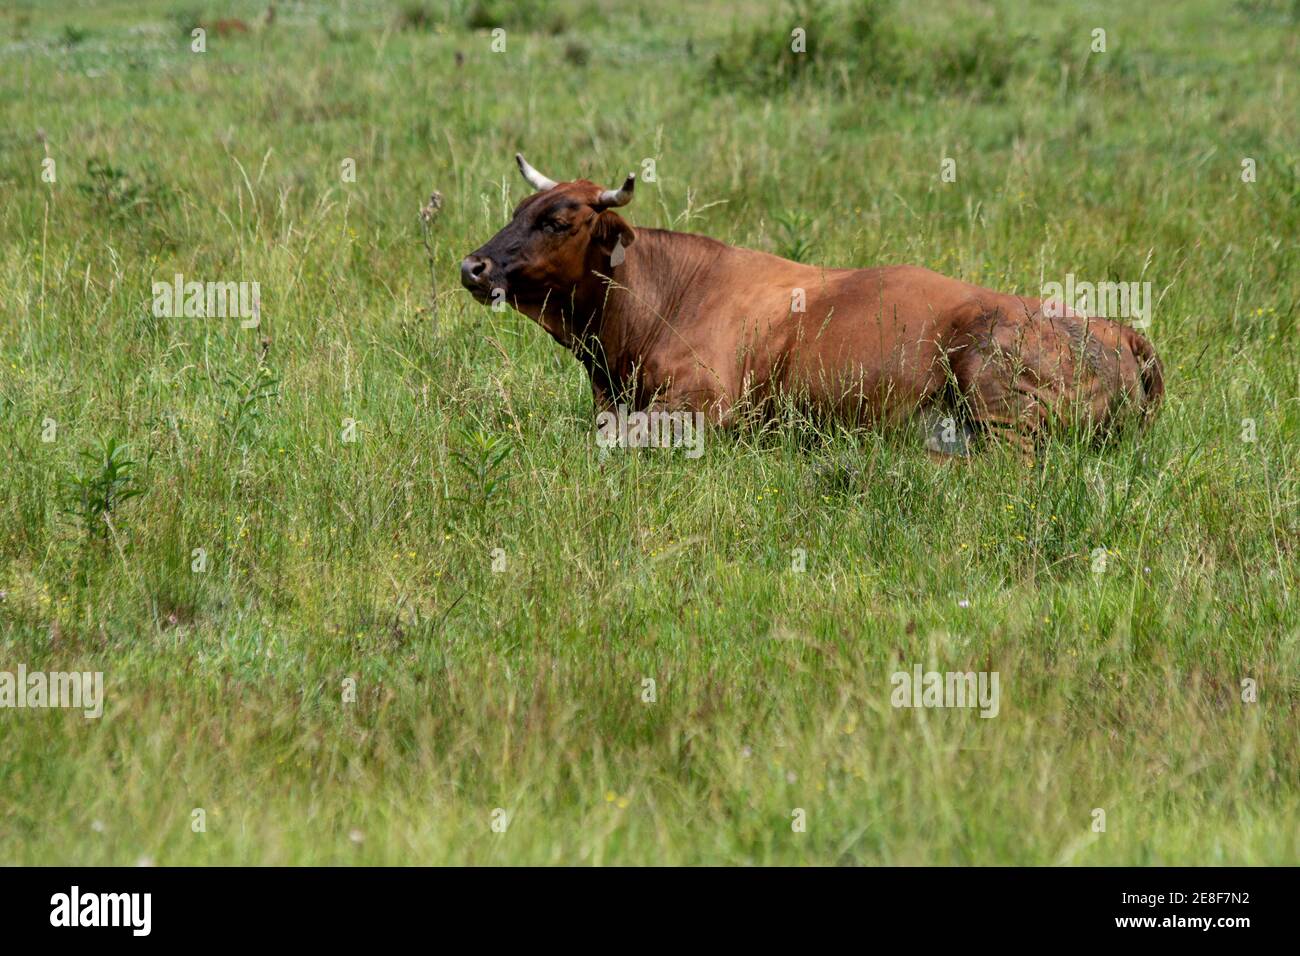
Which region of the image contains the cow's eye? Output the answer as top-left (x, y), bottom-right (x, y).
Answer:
top-left (540, 218), bottom-right (570, 234)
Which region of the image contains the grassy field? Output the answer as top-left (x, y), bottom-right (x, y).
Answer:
top-left (0, 0), bottom-right (1296, 865)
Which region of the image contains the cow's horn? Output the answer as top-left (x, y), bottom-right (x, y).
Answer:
top-left (596, 173), bottom-right (636, 208)
top-left (516, 153), bottom-right (558, 192)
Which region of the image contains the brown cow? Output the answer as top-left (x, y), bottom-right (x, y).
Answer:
top-left (460, 155), bottom-right (1163, 455)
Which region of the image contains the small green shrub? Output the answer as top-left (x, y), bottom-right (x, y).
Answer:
top-left (60, 437), bottom-right (145, 542)
top-left (710, 0), bottom-right (1028, 97)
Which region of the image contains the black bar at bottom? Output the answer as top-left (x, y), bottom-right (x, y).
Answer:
top-left (1, 866), bottom-right (1286, 942)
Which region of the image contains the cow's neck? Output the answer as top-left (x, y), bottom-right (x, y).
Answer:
top-left (570, 228), bottom-right (721, 397)
top-left (515, 229), bottom-right (722, 402)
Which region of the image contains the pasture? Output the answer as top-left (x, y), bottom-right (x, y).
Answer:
top-left (0, 0), bottom-right (1296, 864)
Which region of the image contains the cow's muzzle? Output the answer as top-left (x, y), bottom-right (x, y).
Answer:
top-left (460, 254), bottom-right (498, 303)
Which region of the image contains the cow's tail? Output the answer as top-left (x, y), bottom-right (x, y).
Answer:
top-left (1121, 324), bottom-right (1164, 424)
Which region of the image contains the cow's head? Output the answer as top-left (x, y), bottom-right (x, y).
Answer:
top-left (460, 155), bottom-right (636, 329)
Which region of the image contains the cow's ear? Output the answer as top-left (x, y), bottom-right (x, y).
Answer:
top-left (593, 210), bottom-right (635, 254)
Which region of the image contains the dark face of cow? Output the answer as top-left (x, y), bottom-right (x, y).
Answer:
top-left (461, 155), bottom-right (636, 318)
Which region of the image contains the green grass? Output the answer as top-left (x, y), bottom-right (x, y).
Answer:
top-left (0, 0), bottom-right (1297, 865)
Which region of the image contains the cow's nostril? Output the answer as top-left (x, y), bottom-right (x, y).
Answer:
top-left (460, 256), bottom-right (492, 287)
